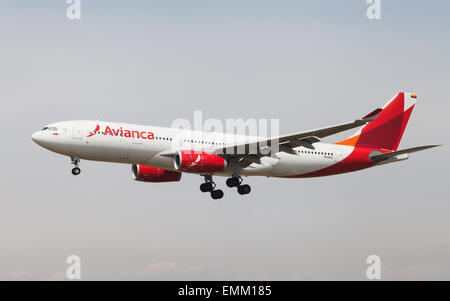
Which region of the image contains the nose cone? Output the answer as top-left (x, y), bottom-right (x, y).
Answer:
top-left (31, 131), bottom-right (39, 142)
top-left (31, 131), bottom-right (45, 146)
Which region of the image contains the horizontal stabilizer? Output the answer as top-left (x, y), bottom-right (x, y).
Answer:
top-left (370, 145), bottom-right (441, 162)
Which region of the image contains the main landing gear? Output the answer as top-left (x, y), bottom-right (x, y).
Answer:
top-left (200, 175), bottom-right (251, 199)
top-left (226, 175), bottom-right (251, 195)
top-left (71, 156), bottom-right (81, 176)
top-left (200, 175), bottom-right (224, 199)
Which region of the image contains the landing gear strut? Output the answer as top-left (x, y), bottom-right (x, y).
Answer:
top-left (71, 156), bottom-right (81, 176)
top-left (200, 175), bottom-right (224, 199)
top-left (226, 175), bottom-right (251, 195)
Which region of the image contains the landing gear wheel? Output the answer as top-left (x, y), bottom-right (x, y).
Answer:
top-left (211, 189), bottom-right (224, 200)
top-left (200, 175), bottom-right (217, 194)
top-left (72, 167), bottom-right (81, 176)
top-left (200, 182), bottom-right (214, 192)
top-left (226, 177), bottom-right (240, 188)
top-left (237, 184), bottom-right (251, 195)
top-left (70, 156), bottom-right (81, 176)
top-left (201, 175), bottom-right (224, 199)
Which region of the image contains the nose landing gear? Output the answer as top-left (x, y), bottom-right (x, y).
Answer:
top-left (71, 156), bottom-right (81, 176)
top-left (72, 167), bottom-right (81, 176)
top-left (200, 175), bottom-right (224, 199)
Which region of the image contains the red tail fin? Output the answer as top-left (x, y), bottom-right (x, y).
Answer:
top-left (336, 92), bottom-right (417, 151)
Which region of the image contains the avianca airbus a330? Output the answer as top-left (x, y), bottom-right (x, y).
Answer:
top-left (32, 92), bottom-right (439, 199)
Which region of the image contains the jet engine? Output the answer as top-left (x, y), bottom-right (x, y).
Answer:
top-left (174, 150), bottom-right (227, 173)
top-left (132, 165), bottom-right (181, 182)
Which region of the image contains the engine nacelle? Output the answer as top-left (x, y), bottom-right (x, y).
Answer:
top-left (174, 150), bottom-right (227, 173)
top-left (132, 165), bottom-right (181, 182)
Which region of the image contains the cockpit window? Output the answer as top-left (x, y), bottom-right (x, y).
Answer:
top-left (42, 126), bottom-right (58, 131)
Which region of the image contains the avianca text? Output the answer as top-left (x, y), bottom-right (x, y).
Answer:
top-left (99, 126), bottom-right (155, 140)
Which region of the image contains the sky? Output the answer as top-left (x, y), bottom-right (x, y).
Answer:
top-left (0, 0), bottom-right (449, 280)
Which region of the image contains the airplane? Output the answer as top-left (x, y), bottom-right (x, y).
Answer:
top-left (31, 92), bottom-right (439, 199)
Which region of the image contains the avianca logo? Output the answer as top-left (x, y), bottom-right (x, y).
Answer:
top-left (86, 124), bottom-right (155, 140)
top-left (86, 124), bottom-right (100, 137)
top-left (187, 155), bottom-right (202, 167)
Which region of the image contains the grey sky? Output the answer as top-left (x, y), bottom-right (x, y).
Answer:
top-left (0, 0), bottom-right (449, 280)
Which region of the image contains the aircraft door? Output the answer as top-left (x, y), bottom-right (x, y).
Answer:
top-left (334, 151), bottom-right (344, 162)
top-left (72, 124), bottom-right (82, 139)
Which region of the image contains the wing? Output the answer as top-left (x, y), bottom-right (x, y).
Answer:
top-left (214, 112), bottom-right (381, 157)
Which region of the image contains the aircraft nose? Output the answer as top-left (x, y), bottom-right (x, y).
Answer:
top-left (31, 131), bottom-right (44, 145)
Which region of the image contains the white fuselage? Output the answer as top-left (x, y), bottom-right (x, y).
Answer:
top-left (31, 120), bottom-right (354, 177)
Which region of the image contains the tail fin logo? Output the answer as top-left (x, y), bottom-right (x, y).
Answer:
top-left (335, 92), bottom-right (416, 151)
